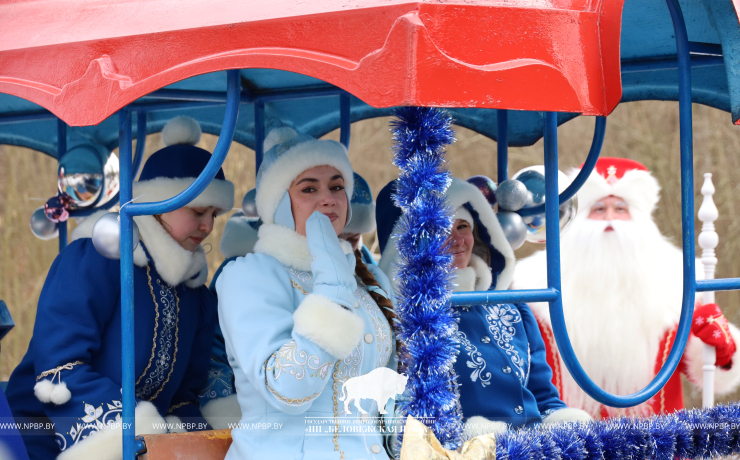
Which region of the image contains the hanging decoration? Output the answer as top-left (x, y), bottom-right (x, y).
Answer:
top-left (30, 206), bottom-right (59, 240)
top-left (391, 106), bottom-right (462, 450)
top-left (91, 211), bottom-right (140, 260)
top-left (43, 193), bottom-right (72, 223)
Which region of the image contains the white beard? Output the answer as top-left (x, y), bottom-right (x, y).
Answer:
top-left (550, 212), bottom-right (685, 417)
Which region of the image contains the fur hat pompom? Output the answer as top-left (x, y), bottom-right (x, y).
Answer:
top-left (162, 116), bottom-right (202, 147)
top-left (264, 127), bottom-right (299, 152)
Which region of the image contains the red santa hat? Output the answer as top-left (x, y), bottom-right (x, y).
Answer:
top-left (574, 157), bottom-right (661, 217)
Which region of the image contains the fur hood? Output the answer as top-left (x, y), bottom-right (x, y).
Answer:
top-left (378, 177), bottom-right (515, 293)
top-left (71, 210), bottom-right (208, 288)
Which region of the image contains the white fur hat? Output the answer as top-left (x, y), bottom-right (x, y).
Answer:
top-left (573, 157), bottom-right (660, 217)
top-left (255, 127), bottom-right (354, 227)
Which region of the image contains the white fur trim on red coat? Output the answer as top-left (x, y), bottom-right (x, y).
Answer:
top-left (683, 323), bottom-right (740, 395)
top-left (293, 293), bottom-right (364, 360)
top-left (571, 168), bottom-right (661, 218)
top-left (201, 394), bottom-right (242, 430)
top-left (57, 401), bottom-right (167, 460)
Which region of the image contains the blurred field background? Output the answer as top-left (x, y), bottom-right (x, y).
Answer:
top-left (2, 100), bottom-right (740, 409)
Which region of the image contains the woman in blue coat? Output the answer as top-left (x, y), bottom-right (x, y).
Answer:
top-left (5, 117), bottom-right (233, 459)
top-left (216, 128), bottom-right (399, 460)
top-left (376, 177), bottom-right (591, 438)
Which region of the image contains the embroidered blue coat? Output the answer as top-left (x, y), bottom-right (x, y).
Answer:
top-left (216, 224), bottom-right (398, 460)
top-left (6, 235), bottom-right (217, 459)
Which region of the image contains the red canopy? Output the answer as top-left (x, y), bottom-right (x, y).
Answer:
top-left (0, 0), bottom-right (624, 126)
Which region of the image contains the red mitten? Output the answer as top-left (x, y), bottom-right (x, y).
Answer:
top-left (692, 303), bottom-right (737, 368)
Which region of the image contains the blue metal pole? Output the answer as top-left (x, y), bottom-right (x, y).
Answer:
top-left (118, 106), bottom-right (136, 459)
top-left (133, 112), bottom-right (147, 178)
top-left (697, 279), bottom-right (740, 291)
top-left (497, 109), bottom-right (508, 183)
top-left (519, 116), bottom-right (606, 217)
top-left (125, 69), bottom-right (240, 217)
top-left (254, 101), bottom-right (265, 174)
top-left (57, 119), bottom-right (68, 252)
top-left (451, 288), bottom-right (558, 306)
top-left (340, 94), bottom-right (351, 149)
top-left (544, 0), bottom-right (697, 407)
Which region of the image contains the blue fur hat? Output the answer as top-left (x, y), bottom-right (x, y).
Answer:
top-left (133, 117), bottom-right (234, 212)
top-left (343, 173), bottom-right (376, 234)
top-left (255, 127), bottom-right (354, 230)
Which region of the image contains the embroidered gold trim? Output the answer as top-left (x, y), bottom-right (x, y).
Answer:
top-left (36, 361), bottom-right (84, 381)
top-left (167, 401), bottom-right (198, 414)
top-left (136, 264), bottom-right (180, 401)
top-left (263, 357), bottom-right (321, 407)
top-left (291, 279), bottom-right (309, 296)
top-left (331, 361), bottom-right (345, 460)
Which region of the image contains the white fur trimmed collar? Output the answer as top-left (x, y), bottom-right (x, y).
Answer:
top-left (71, 210), bottom-right (208, 288)
top-left (452, 254), bottom-right (493, 292)
top-left (254, 223), bottom-right (353, 271)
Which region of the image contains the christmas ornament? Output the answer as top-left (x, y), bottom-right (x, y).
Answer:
top-left (467, 175), bottom-right (497, 207)
top-left (241, 188), bottom-right (259, 218)
top-left (30, 206), bottom-right (59, 240)
top-left (512, 166), bottom-right (578, 243)
top-left (44, 194), bottom-right (72, 223)
top-left (496, 211), bottom-right (527, 250)
top-left (91, 212), bottom-right (140, 260)
top-left (391, 106), bottom-right (462, 449)
top-left (495, 179), bottom-right (528, 211)
top-left (57, 145), bottom-right (106, 208)
top-left (97, 152), bottom-right (120, 207)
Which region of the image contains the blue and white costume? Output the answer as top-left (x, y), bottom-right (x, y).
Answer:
top-left (6, 118), bottom-right (234, 460)
top-left (216, 128), bottom-right (399, 460)
top-left (376, 177), bottom-right (590, 437)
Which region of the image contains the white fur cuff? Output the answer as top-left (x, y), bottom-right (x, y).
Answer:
top-left (57, 401), bottom-right (167, 460)
top-left (293, 293), bottom-right (364, 359)
top-left (463, 416), bottom-right (509, 439)
top-left (542, 407), bottom-right (593, 424)
top-left (201, 394), bottom-right (242, 430)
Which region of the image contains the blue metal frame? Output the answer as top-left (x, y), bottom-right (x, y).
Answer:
top-left (340, 94), bottom-right (351, 149)
top-left (57, 119), bottom-right (68, 252)
top-left (518, 116), bottom-right (606, 217)
top-left (118, 69), bottom-right (240, 458)
top-left (497, 109), bottom-right (508, 183)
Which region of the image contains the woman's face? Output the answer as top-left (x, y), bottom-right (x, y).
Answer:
top-left (159, 206), bottom-right (219, 252)
top-left (288, 165), bottom-right (348, 237)
top-left (449, 218), bottom-right (474, 269)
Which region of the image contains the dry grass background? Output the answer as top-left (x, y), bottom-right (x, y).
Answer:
top-left (2, 100), bottom-right (739, 409)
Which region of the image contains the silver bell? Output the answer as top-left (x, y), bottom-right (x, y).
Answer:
top-left (91, 212), bottom-right (140, 259)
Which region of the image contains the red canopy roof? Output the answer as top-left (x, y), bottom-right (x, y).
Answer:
top-left (0, 0), bottom-right (625, 126)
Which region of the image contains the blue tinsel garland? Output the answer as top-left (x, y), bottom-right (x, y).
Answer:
top-left (497, 403), bottom-right (740, 460)
top-left (390, 106), bottom-right (462, 449)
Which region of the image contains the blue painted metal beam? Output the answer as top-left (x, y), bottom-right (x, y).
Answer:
top-left (119, 69), bottom-right (240, 458)
top-left (340, 94), bottom-right (351, 149)
top-left (450, 288), bottom-right (558, 306)
top-left (497, 109), bottom-right (508, 183)
top-left (57, 119), bottom-right (67, 252)
top-left (254, 101), bottom-right (265, 173)
top-left (519, 116), bottom-right (606, 217)
top-left (545, 0), bottom-right (697, 408)
top-left (697, 278), bottom-right (740, 292)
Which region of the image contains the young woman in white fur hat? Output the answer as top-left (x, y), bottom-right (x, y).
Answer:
top-left (376, 177), bottom-right (592, 438)
top-left (6, 116), bottom-right (233, 460)
top-left (215, 128), bottom-right (399, 460)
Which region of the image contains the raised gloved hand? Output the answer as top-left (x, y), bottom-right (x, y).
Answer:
top-left (692, 303), bottom-right (737, 368)
top-left (306, 211), bottom-right (357, 309)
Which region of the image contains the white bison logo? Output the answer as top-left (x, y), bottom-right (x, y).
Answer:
top-left (338, 368), bottom-right (408, 415)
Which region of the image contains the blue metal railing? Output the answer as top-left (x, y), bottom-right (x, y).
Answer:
top-left (57, 119), bottom-right (68, 252)
top-left (118, 69), bottom-right (240, 458)
top-left (497, 109), bottom-right (508, 183)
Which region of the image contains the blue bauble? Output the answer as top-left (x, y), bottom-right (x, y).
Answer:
top-left (516, 170), bottom-right (546, 207)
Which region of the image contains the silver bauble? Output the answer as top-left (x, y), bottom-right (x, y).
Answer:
top-left (97, 152), bottom-right (120, 207)
top-left (496, 211), bottom-right (527, 250)
top-left (523, 195), bottom-right (579, 244)
top-left (92, 212), bottom-right (140, 260)
top-left (495, 180), bottom-right (528, 212)
top-left (30, 206), bottom-right (58, 240)
top-left (57, 145), bottom-right (106, 208)
top-left (241, 188), bottom-right (259, 218)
